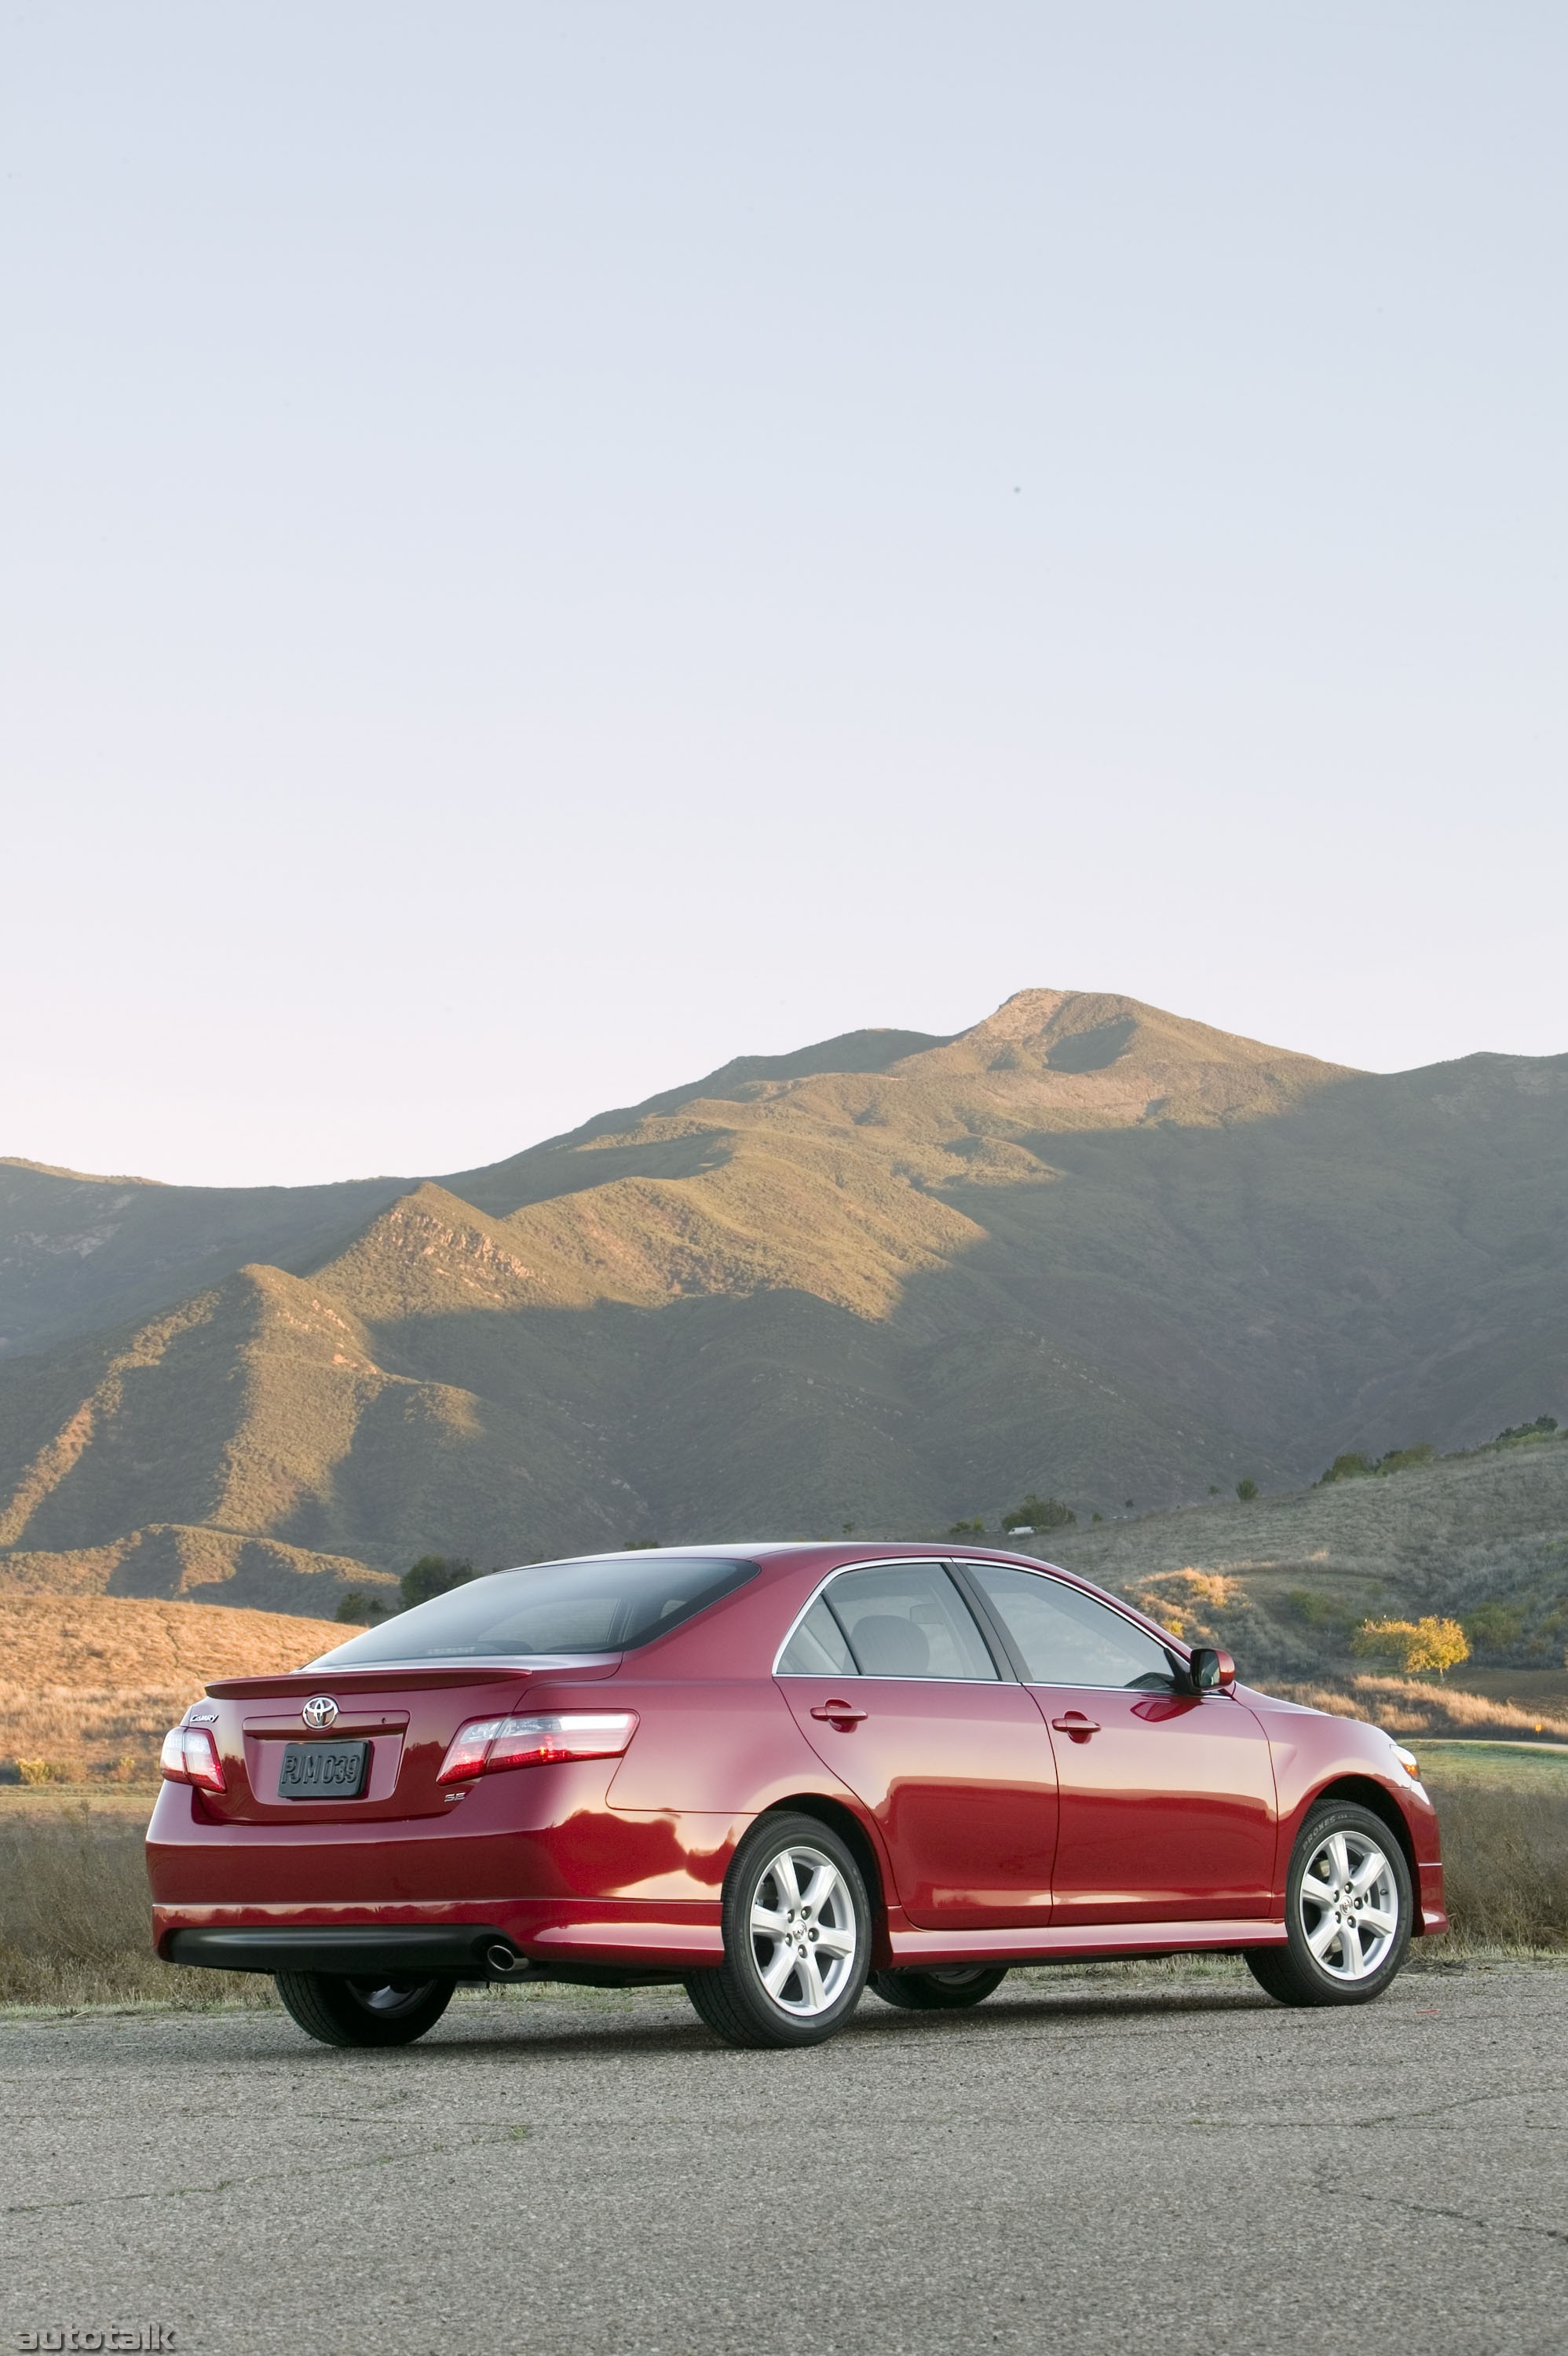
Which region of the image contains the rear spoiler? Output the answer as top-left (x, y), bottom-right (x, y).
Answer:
top-left (203, 1655), bottom-right (623, 1700)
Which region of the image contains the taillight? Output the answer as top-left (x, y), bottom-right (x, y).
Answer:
top-left (436, 1711), bottom-right (638, 1784)
top-left (160, 1723), bottom-right (226, 1793)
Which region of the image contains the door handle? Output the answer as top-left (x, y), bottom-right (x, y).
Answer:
top-left (811, 1700), bottom-right (868, 1728)
top-left (1051, 1714), bottom-right (1101, 1740)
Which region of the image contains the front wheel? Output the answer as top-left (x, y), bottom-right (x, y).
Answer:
top-left (869, 1966), bottom-right (1010, 2011)
top-left (685, 1813), bottom-right (872, 2048)
top-left (274, 1971), bottom-right (456, 2047)
top-left (1245, 1802), bottom-right (1412, 2007)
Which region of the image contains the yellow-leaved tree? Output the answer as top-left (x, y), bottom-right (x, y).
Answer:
top-left (1352, 1615), bottom-right (1471, 1678)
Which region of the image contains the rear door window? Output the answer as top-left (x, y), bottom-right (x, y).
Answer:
top-left (963, 1564), bottom-right (1176, 1689)
top-left (802, 1562), bottom-right (1001, 1680)
top-left (777, 1597), bottom-right (860, 1676)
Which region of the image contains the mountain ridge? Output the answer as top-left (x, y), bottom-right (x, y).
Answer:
top-left (1, 988), bottom-right (1563, 1615)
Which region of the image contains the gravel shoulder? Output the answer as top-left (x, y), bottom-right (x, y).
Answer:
top-left (3, 1958), bottom-right (1566, 2356)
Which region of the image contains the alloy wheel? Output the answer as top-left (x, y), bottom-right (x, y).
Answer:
top-left (1296, 1827), bottom-right (1400, 1981)
top-left (748, 1842), bottom-right (859, 2017)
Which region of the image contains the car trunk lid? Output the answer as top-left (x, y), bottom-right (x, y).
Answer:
top-left (190, 1659), bottom-right (622, 1823)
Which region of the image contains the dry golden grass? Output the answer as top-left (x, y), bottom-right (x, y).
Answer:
top-left (0, 1593), bottom-right (344, 1781)
top-left (1270, 1674), bottom-right (1568, 1741)
top-left (1427, 1779), bottom-right (1568, 1948)
top-left (0, 1813), bottom-right (272, 2007)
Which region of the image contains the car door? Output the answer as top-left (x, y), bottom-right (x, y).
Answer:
top-left (958, 1563), bottom-right (1277, 1925)
top-left (775, 1560), bottom-right (1058, 1930)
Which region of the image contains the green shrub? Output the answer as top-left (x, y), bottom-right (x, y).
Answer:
top-left (1002, 1494), bottom-right (1076, 1533)
top-left (1288, 1590), bottom-right (1351, 1630)
top-left (948, 1518), bottom-right (985, 1537)
top-left (1320, 1452), bottom-right (1375, 1483)
top-left (1376, 1443), bottom-right (1435, 1474)
top-left (334, 1588), bottom-right (393, 1625)
top-left (1320, 1443), bottom-right (1435, 1483)
top-left (1494, 1414), bottom-right (1559, 1447)
top-left (400, 1554), bottom-right (477, 1609)
top-left (1464, 1602), bottom-right (1527, 1654)
top-left (1235, 1477), bottom-right (1258, 1502)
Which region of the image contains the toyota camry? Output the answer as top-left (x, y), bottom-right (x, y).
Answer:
top-left (146, 1543), bottom-right (1446, 2047)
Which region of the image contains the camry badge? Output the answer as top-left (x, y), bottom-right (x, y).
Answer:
top-left (302, 1695), bottom-right (339, 1730)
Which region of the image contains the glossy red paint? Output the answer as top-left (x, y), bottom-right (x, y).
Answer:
top-left (779, 1674), bottom-right (1056, 1928)
top-left (1029, 1686), bottom-right (1277, 1924)
top-left (146, 1542), bottom-right (1446, 1980)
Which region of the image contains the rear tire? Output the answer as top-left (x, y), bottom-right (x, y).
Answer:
top-left (869, 1966), bottom-right (1010, 2011)
top-left (685, 1812), bottom-right (871, 2049)
top-left (274, 1970), bottom-right (456, 2047)
top-left (1245, 1802), bottom-right (1412, 2008)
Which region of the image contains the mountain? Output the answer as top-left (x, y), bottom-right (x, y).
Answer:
top-left (0, 1159), bottom-right (408, 1357)
top-left (0, 986), bottom-right (1565, 1615)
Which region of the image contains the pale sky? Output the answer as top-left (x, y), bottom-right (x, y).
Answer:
top-left (5, 3), bottom-right (1565, 1187)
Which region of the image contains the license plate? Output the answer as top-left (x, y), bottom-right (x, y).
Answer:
top-left (277, 1740), bottom-right (370, 1799)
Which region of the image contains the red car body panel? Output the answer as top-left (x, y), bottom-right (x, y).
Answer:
top-left (1032, 1685), bottom-right (1277, 1924)
top-left (778, 1675), bottom-right (1057, 1929)
top-left (146, 1543), bottom-right (1446, 1972)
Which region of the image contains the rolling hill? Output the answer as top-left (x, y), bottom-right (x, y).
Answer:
top-left (0, 1594), bottom-right (347, 1784)
top-left (1, 986), bottom-right (1565, 1612)
top-left (1051, 1423), bottom-right (1568, 1721)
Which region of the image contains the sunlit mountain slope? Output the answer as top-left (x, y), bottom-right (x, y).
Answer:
top-left (1, 988), bottom-right (1563, 1606)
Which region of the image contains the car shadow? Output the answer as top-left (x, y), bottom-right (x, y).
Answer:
top-left (853, 1985), bottom-right (1275, 2032)
top-left (397, 1978), bottom-right (1274, 2060)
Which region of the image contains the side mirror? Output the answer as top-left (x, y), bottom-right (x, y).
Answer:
top-left (1189, 1646), bottom-right (1236, 1693)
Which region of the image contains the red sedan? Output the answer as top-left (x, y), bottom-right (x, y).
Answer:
top-left (147, 1544), bottom-right (1446, 2047)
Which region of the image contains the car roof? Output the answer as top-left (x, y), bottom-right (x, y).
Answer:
top-left (499, 1540), bottom-right (1067, 1566)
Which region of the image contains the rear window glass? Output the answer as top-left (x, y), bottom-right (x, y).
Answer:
top-left (801, 1562), bottom-right (1000, 1681)
top-left (311, 1555), bottom-right (758, 1663)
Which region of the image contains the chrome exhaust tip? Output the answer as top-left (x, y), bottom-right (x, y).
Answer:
top-left (486, 1941), bottom-right (523, 1974)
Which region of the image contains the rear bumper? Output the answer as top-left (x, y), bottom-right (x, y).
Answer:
top-left (166, 1925), bottom-right (517, 1977)
top-left (152, 1897), bottom-right (727, 1972)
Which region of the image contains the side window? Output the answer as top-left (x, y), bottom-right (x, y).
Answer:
top-left (777, 1597), bottom-right (858, 1677)
top-left (966, 1565), bottom-right (1175, 1690)
top-left (823, 1563), bottom-right (1000, 1681)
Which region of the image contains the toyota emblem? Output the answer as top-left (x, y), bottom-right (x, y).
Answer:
top-left (302, 1695), bottom-right (339, 1730)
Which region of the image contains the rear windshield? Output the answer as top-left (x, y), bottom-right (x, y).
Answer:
top-left (310, 1554), bottom-right (758, 1664)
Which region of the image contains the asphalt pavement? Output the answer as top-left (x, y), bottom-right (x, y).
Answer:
top-left (4, 1958), bottom-right (1565, 2356)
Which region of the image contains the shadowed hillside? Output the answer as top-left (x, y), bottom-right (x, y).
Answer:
top-left (1048, 1429), bottom-right (1568, 1740)
top-left (0, 1158), bottom-right (410, 1359)
top-left (0, 987), bottom-right (1565, 1603)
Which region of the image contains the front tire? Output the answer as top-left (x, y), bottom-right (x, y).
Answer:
top-left (869, 1966), bottom-right (1010, 2011)
top-left (274, 1971), bottom-right (456, 2047)
top-left (1245, 1802), bottom-right (1412, 2007)
top-left (685, 1813), bottom-right (871, 2049)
